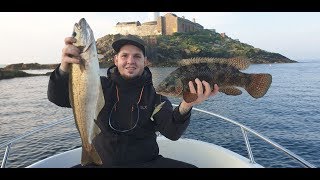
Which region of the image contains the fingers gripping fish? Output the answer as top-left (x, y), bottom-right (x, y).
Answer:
top-left (156, 57), bottom-right (272, 103)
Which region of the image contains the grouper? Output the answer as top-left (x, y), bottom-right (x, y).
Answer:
top-left (155, 57), bottom-right (272, 103)
top-left (68, 18), bottom-right (104, 166)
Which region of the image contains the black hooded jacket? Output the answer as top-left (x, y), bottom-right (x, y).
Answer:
top-left (47, 64), bottom-right (192, 167)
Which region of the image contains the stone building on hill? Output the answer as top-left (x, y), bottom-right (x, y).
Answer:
top-left (113, 13), bottom-right (204, 36)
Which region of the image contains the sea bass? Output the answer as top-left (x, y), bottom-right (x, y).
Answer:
top-left (69, 18), bottom-right (104, 165)
top-left (155, 57), bottom-right (272, 103)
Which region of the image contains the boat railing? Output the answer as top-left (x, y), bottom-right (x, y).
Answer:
top-left (0, 105), bottom-right (316, 168)
top-left (172, 104), bottom-right (316, 168)
top-left (0, 116), bottom-right (74, 168)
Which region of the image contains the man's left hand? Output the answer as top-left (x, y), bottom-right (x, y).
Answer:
top-left (179, 78), bottom-right (219, 114)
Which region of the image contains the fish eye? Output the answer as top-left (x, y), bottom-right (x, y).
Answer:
top-left (72, 31), bottom-right (77, 37)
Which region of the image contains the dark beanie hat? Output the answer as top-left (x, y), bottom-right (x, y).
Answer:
top-left (112, 34), bottom-right (146, 56)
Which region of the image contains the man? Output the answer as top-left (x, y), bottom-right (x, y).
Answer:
top-left (47, 34), bottom-right (219, 168)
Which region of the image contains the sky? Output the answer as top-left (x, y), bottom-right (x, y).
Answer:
top-left (0, 12), bottom-right (319, 65)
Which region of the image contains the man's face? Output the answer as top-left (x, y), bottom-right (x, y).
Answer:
top-left (114, 44), bottom-right (146, 79)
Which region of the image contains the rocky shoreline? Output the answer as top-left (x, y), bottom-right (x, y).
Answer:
top-left (0, 68), bottom-right (50, 80)
top-left (0, 63), bottom-right (56, 80)
top-left (2, 63), bottom-right (59, 71)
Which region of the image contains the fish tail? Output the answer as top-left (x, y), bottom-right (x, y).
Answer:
top-left (245, 73), bottom-right (272, 98)
top-left (80, 145), bottom-right (102, 166)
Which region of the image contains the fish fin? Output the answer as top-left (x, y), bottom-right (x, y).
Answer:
top-left (225, 57), bottom-right (251, 70)
top-left (245, 73), bottom-right (272, 98)
top-left (92, 119), bottom-right (101, 138)
top-left (183, 92), bottom-right (198, 103)
top-left (151, 101), bottom-right (166, 121)
top-left (95, 86), bottom-right (105, 123)
top-left (92, 85), bottom-right (105, 135)
top-left (179, 57), bottom-right (250, 70)
top-left (68, 76), bottom-right (74, 109)
top-left (175, 79), bottom-right (184, 95)
top-left (219, 86), bottom-right (242, 96)
top-left (81, 145), bottom-right (103, 166)
top-left (97, 53), bottom-right (104, 59)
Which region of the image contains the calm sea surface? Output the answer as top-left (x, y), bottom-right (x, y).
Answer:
top-left (1, 62), bottom-right (319, 168)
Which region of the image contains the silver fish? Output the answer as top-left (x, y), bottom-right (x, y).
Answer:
top-left (69, 18), bottom-right (104, 166)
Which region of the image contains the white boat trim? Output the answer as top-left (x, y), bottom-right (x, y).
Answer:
top-left (26, 136), bottom-right (263, 168)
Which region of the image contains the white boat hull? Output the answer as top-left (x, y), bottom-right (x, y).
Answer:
top-left (27, 136), bottom-right (263, 168)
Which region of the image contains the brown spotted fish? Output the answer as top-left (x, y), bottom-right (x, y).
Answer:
top-left (155, 57), bottom-right (272, 103)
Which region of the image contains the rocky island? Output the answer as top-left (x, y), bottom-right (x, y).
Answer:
top-left (1, 29), bottom-right (297, 80)
top-left (95, 30), bottom-right (297, 67)
top-left (0, 68), bottom-right (46, 80)
top-left (0, 63), bottom-right (57, 80)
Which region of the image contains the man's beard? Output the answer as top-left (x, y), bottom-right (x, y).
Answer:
top-left (121, 69), bottom-right (144, 80)
top-left (121, 73), bottom-right (141, 80)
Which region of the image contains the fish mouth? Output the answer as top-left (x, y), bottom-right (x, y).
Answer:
top-left (73, 18), bottom-right (94, 53)
top-left (154, 85), bottom-right (162, 92)
top-left (74, 22), bottom-right (79, 30)
top-left (78, 18), bottom-right (87, 28)
top-left (74, 20), bottom-right (83, 31)
top-left (155, 85), bottom-right (167, 95)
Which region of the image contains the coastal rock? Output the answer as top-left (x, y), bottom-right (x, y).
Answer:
top-left (95, 30), bottom-right (297, 66)
top-left (0, 68), bottom-right (49, 80)
top-left (3, 63), bottom-right (59, 71)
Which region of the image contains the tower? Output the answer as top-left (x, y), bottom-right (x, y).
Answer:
top-left (148, 12), bottom-right (160, 21)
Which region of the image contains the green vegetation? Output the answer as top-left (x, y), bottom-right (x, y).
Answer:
top-left (96, 29), bottom-right (297, 67)
top-left (3, 29), bottom-right (297, 79)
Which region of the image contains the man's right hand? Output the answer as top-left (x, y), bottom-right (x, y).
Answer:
top-left (60, 37), bottom-right (81, 73)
